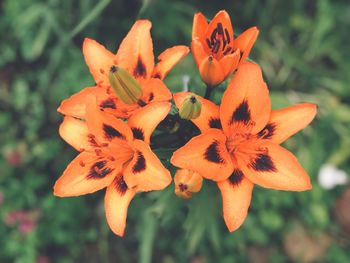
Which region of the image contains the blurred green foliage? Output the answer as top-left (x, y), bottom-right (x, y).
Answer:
top-left (0, 0), bottom-right (350, 262)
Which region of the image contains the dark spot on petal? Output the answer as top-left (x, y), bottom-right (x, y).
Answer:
top-left (178, 183), bottom-right (188, 192)
top-left (228, 169), bottom-right (244, 186)
top-left (257, 123), bottom-right (276, 139)
top-left (209, 118), bottom-right (222, 129)
top-left (100, 98), bottom-right (116, 109)
top-left (114, 175), bottom-right (128, 195)
top-left (103, 124), bottom-right (125, 141)
top-left (133, 57), bottom-right (147, 78)
top-left (204, 141), bottom-right (224, 164)
top-left (148, 92), bottom-right (154, 102)
top-left (87, 160), bottom-right (113, 179)
top-left (230, 100), bottom-right (251, 125)
top-left (132, 127), bottom-right (145, 141)
top-left (249, 154), bottom-right (277, 172)
top-left (152, 72), bottom-right (161, 79)
top-left (132, 151), bottom-right (146, 173)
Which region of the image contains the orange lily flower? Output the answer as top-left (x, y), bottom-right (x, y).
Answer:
top-left (172, 62), bottom-right (317, 232)
top-left (55, 98), bottom-right (172, 236)
top-left (58, 19), bottom-right (189, 119)
top-left (192, 10), bottom-right (259, 87)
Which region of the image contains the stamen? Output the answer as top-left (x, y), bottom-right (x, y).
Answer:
top-left (225, 29), bottom-right (231, 43)
top-left (223, 46), bottom-right (232, 55)
top-left (206, 38), bottom-right (212, 48)
top-left (212, 41), bottom-right (221, 53)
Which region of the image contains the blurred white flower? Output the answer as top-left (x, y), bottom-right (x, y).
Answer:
top-left (318, 164), bottom-right (348, 190)
top-left (182, 75), bottom-right (190, 92)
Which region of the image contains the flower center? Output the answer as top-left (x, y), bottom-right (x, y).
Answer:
top-left (206, 23), bottom-right (234, 58)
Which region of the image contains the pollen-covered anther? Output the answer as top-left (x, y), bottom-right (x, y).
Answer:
top-left (108, 65), bottom-right (143, 105)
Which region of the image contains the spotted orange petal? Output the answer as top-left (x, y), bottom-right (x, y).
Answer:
top-left (171, 129), bottom-right (233, 181)
top-left (59, 117), bottom-right (91, 152)
top-left (82, 38), bottom-right (117, 87)
top-left (173, 92), bottom-right (220, 132)
top-left (152, 46), bottom-right (189, 80)
top-left (140, 78), bottom-right (172, 104)
top-left (128, 102), bottom-right (171, 144)
top-left (257, 103), bottom-right (317, 144)
top-left (104, 175), bottom-right (136, 236)
top-left (123, 140), bottom-right (172, 192)
top-left (220, 62), bottom-right (270, 136)
top-left (233, 26), bottom-right (259, 64)
top-left (238, 142), bottom-right (312, 191)
top-left (54, 151), bottom-right (121, 197)
top-left (86, 98), bottom-right (133, 145)
top-left (117, 20), bottom-right (154, 80)
top-left (217, 176), bottom-right (253, 232)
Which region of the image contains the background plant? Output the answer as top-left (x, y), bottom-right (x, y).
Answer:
top-left (0, 0), bottom-right (350, 262)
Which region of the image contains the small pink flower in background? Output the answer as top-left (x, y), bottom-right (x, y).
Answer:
top-left (3, 209), bottom-right (41, 234)
top-left (37, 255), bottom-right (50, 263)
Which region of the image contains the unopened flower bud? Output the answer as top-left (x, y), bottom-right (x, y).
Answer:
top-left (179, 93), bottom-right (202, 120)
top-left (109, 66), bottom-right (143, 104)
top-left (174, 169), bottom-right (203, 199)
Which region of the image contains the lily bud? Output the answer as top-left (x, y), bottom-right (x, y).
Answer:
top-left (199, 56), bottom-right (225, 87)
top-left (179, 93), bottom-right (202, 120)
top-left (174, 169), bottom-right (203, 199)
top-left (109, 66), bottom-right (143, 104)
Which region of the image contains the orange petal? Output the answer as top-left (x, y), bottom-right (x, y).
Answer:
top-left (233, 27), bottom-right (259, 64)
top-left (82, 38), bottom-right (117, 86)
top-left (152, 46), bottom-right (189, 80)
top-left (117, 20), bottom-right (154, 80)
top-left (191, 38), bottom-right (208, 67)
top-left (171, 129), bottom-right (233, 181)
top-left (59, 117), bottom-right (91, 151)
top-left (219, 48), bottom-right (240, 78)
top-left (192, 12), bottom-right (208, 39)
top-left (104, 175), bottom-right (136, 236)
top-left (86, 98), bottom-right (133, 145)
top-left (58, 86), bottom-right (131, 119)
top-left (217, 176), bottom-right (253, 232)
top-left (123, 140), bottom-right (172, 192)
top-left (140, 78), bottom-right (172, 103)
top-left (239, 142), bottom-right (312, 191)
top-left (257, 103), bottom-right (317, 144)
top-left (220, 62), bottom-right (271, 136)
top-left (173, 92), bottom-right (220, 132)
top-left (128, 102), bottom-right (171, 144)
top-left (54, 151), bottom-right (121, 197)
top-left (199, 56), bottom-right (225, 87)
top-left (57, 87), bottom-right (97, 119)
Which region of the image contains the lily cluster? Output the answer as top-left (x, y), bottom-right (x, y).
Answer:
top-left (54, 10), bottom-right (317, 236)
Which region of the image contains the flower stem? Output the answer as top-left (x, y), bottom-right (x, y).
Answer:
top-left (204, 85), bottom-right (213, 100)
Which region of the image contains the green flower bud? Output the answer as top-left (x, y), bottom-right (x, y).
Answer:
top-left (179, 94), bottom-right (202, 120)
top-left (109, 66), bottom-right (143, 104)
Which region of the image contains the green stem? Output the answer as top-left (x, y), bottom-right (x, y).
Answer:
top-left (204, 85), bottom-right (213, 99)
